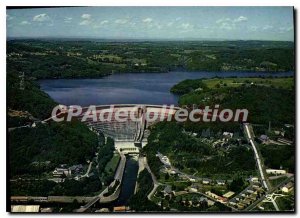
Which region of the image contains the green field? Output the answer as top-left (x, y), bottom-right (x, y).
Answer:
top-left (201, 77), bottom-right (294, 90)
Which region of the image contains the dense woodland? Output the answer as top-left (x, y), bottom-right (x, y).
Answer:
top-left (11, 176), bottom-right (102, 197)
top-left (9, 121), bottom-right (98, 177)
top-left (173, 81), bottom-right (295, 126)
top-left (7, 73), bottom-right (57, 121)
top-left (143, 122), bottom-right (256, 179)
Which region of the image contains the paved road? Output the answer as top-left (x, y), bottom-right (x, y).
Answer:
top-left (75, 152), bottom-right (126, 212)
top-left (8, 124), bottom-right (30, 132)
top-left (79, 161), bottom-right (93, 178)
top-left (143, 157), bottom-right (160, 200)
top-left (244, 123), bottom-right (270, 191)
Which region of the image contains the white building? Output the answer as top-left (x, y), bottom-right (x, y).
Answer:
top-left (281, 182), bottom-right (294, 193)
top-left (266, 169), bottom-right (287, 175)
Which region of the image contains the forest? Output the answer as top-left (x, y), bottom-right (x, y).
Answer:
top-left (9, 121), bottom-right (98, 177)
top-left (7, 40), bottom-right (294, 79)
top-left (143, 122), bottom-right (256, 179)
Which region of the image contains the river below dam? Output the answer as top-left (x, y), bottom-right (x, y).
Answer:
top-left (100, 156), bottom-right (139, 208)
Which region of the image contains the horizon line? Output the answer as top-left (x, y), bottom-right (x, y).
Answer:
top-left (6, 36), bottom-right (294, 42)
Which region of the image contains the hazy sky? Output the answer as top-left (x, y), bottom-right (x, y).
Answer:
top-left (7, 7), bottom-right (294, 41)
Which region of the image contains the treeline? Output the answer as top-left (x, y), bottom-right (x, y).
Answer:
top-left (7, 40), bottom-right (294, 80)
top-left (187, 48), bottom-right (294, 71)
top-left (170, 79), bottom-right (208, 95)
top-left (97, 137), bottom-right (116, 185)
top-left (176, 84), bottom-right (294, 126)
top-left (260, 144), bottom-right (295, 173)
top-left (11, 176), bottom-right (101, 196)
top-left (9, 121), bottom-right (98, 177)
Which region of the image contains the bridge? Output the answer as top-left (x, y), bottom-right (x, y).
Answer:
top-left (51, 104), bottom-right (180, 154)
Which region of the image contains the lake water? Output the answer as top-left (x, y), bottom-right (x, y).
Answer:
top-left (39, 71), bottom-right (294, 106)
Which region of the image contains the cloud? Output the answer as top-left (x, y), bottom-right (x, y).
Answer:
top-left (216, 18), bottom-right (235, 30)
top-left (181, 23), bottom-right (193, 29)
top-left (142, 18), bottom-right (153, 23)
top-left (115, 19), bottom-right (128, 24)
top-left (262, 25), bottom-right (273, 31)
top-left (64, 17), bottom-right (73, 23)
top-left (7, 15), bottom-right (14, 21)
top-left (33, 13), bottom-right (50, 22)
top-left (278, 26), bottom-right (293, 33)
top-left (216, 16), bottom-right (247, 31)
top-left (79, 20), bottom-right (91, 26)
top-left (79, 14), bottom-right (93, 26)
top-left (216, 16), bottom-right (248, 30)
top-left (167, 22), bottom-right (173, 27)
top-left (81, 14), bottom-right (91, 20)
top-left (93, 20), bottom-right (110, 29)
top-left (178, 23), bottom-right (194, 33)
top-left (20, 21), bottom-right (31, 25)
top-left (100, 20), bottom-right (109, 25)
top-left (216, 18), bottom-right (231, 24)
top-left (249, 25), bottom-right (258, 32)
top-left (220, 22), bottom-right (234, 30)
top-left (234, 16), bottom-right (248, 23)
top-left (286, 26), bottom-right (294, 31)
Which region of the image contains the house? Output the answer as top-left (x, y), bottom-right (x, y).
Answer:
top-left (170, 170), bottom-right (177, 175)
top-left (237, 203), bottom-right (246, 210)
top-left (69, 164), bottom-right (83, 174)
top-left (205, 191), bottom-right (216, 198)
top-left (207, 199), bottom-right (215, 206)
top-left (235, 196), bottom-right (242, 201)
top-left (250, 177), bottom-right (259, 182)
top-left (95, 208), bottom-right (110, 212)
top-left (202, 178), bottom-right (212, 185)
top-left (217, 196), bottom-right (228, 203)
top-left (281, 182), bottom-right (294, 193)
top-left (229, 199), bottom-right (238, 206)
top-left (223, 132), bottom-right (233, 138)
top-left (242, 198), bottom-right (252, 205)
top-left (163, 185), bottom-right (172, 196)
top-left (189, 184), bottom-right (198, 192)
top-left (246, 189), bottom-right (255, 194)
top-left (249, 194), bottom-right (258, 201)
top-left (205, 191), bottom-right (220, 200)
top-left (252, 184), bottom-right (260, 189)
top-left (266, 169), bottom-right (287, 175)
top-left (11, 205), bottom-right (40, 212)
top-left (52, 167), bottom-right (70, 177)
top-left (48, 178), bottom-right (65, 183)
top-left (259, 135), bottom-right (269, 143)
top-left (277, 138), bottom-right (293, 145)
top-left (223, 191), bottom-right (235, 198)
top-left (40, 207), bottom-right (54, 213)
top-left (189, 178), bottom-right (196, 182)
top-left (216, 180), bottom-right (226, 186)
top-left (113, 206), bottom-right (127, 212)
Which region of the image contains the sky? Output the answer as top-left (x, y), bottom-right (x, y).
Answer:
top-left (6, 7), bottom-right (294, 41)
